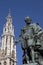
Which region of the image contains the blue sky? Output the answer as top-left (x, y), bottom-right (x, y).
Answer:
top-left (0, 0), bottom-right (43, 65)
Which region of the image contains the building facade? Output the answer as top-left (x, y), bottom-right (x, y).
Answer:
top-left (0, 10), bottom-right (16, 65)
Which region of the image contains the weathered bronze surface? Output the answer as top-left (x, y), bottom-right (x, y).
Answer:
top-left (15, 16), bottom-right (43, 65)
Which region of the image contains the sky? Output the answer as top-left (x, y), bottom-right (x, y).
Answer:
top-left (0, 0), bottom-right (43, 65)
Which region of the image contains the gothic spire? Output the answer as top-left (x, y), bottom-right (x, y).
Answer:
top-left (6, 9), bottom-right (12, 23)
top-left (7, 9), bottom-right (11, 18)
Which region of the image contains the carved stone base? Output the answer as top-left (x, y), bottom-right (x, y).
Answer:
top-left (22, 63), bottom-right (38, 65)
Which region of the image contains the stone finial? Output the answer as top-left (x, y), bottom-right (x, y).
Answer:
top-left (24, 16), bottom-right (32, 24)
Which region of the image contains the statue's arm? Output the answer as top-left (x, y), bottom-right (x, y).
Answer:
top-left (13, 33), bottom-right (22, 45)
top-left (33, 23), bottom-right (43, 36)
top-left (35, 23), bottom-right (43, 37)
top-left (15, 39), bottom-right (21, 43)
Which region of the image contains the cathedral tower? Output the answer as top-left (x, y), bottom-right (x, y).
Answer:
top-left (0, 10), bottom-right (16, 65)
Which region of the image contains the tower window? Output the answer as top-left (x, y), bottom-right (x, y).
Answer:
top-left (4, 61), bottom-right (6, 65)
top-left (0, 63), bottom-right (1, 65)
top-left (12, 61), bottom-right (14, 65)
top-left (8, 23), bottom-right (10, 26)
top-left (5, 28), bottom-right (6, 31)
top-left (8, 28), bottom-right (9, 32)
top-left (6, 36), bottom-right (8, 43)
top-left (10, 27), bottom-right (11, 29)
top-left (12, 50), bottom-right (15, 58)
top-left (10, 59), bottom-right (11, 65)
top-left (10, 37), bottom-right (11, 43)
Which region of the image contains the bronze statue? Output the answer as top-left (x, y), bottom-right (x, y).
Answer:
top-left (15, 16), bottom-right (43, 65)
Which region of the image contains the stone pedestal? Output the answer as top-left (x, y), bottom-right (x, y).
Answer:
top-left (22, 63), bottom-right (38, 65)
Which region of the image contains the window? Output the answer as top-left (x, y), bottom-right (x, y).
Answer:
top-left (5, 47), bottom-right (7, 55)
top-left (0, 62), bottom-right (1, 65)
top-left (8, 23), bottom-right (10, 26)
top-left (4, 61), bottom-right (6, 65)
top-left (5, 28), bottom-right (6, 31)
top-left (12, 61), bottom-right (14, 65)
top-left (8, 28), bottom-right (9, 32)
top-left (10, 59), bottom-right (11, 65)
top-left (10, 37), bottom-right (11, 43)
top-left (6, 36), bottom-right (8, 43)
top-left (12, 50), bottom-right (15, 58)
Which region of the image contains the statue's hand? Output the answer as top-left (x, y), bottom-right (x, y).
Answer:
top-left (14, 39), bottom-right (21, 45)
top-left (13, 40), bottom-right (20, 48)
top-left (15, 40), bottom-right (19, 43)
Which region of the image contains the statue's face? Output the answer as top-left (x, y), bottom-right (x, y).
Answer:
top-left (24, 16), bottom-right (32, 24)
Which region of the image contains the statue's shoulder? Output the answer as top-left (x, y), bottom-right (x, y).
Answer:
top-left (30, 23), bottom-right (36, 28)
top-left (31, 23), bottom-right (42, 33)
top-left (31, 23), bottom-right (39, 28)
top-left (31, 23), bottom-right (38, 26)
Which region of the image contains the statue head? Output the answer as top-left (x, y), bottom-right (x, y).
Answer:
top-left (24, 16), bottom-right (32, 24)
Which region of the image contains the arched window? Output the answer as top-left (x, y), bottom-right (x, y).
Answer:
top-left (4, 61), bottom-right (6, 65)
top-left (0, 62), bottom-right (1, 65)
top-left (10, 37), bottom-right (11, 43)
top-left (6, 36), bottom-right (8, 43)
top-left (12, 50), bottom-right (15, 58)
top-left (12, 61), bottom-right (14, 65)
top-left (5, 28), bottom-right (6, 31)
top-left (10, 59), bottom-right (11, 65)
